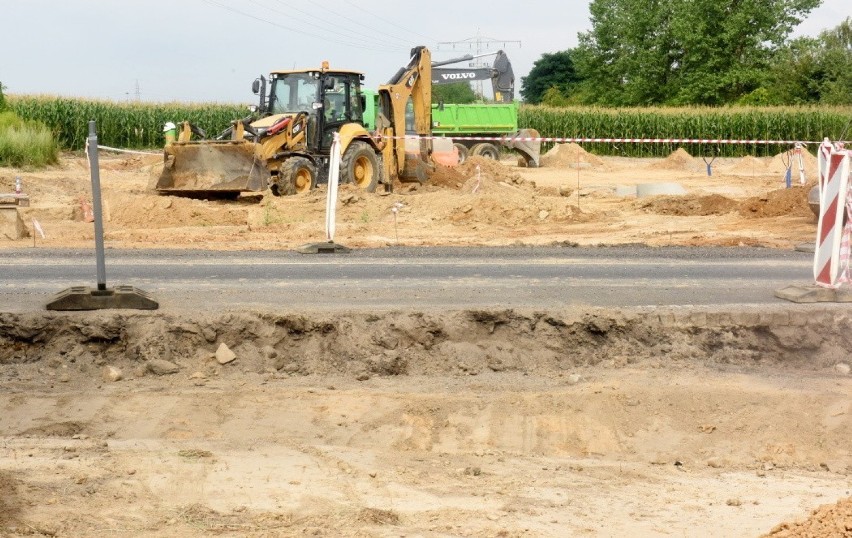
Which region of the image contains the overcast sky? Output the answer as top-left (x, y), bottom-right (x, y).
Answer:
top-left (1, 0), bottom-right (848, 103)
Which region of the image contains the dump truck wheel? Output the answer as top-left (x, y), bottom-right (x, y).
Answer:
top-left (471, 143), bottom-right (500, 160)
top-left (341, 141), bottom-right (379, 192)
top-left (273, 157), bottom-right (316, 196)
top-left (454, 143), bottom-right (469, 164)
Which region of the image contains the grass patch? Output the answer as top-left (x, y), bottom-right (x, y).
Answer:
top-left (0, 111), bottom-right (58, 168)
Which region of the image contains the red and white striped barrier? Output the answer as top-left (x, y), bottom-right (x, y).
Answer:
top-left (814, 143), bottom-right (850, 287)
top-left (396, 135), bottom-right (831, 145)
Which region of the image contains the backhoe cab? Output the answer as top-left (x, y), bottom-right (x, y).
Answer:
top-left (155, 47), bottom-right (435, 198)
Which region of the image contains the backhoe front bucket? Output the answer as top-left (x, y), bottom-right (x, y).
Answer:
top-left (156, 141), bottom-right (269, 196)
top-left (505, 128), bottom-right (542, 168)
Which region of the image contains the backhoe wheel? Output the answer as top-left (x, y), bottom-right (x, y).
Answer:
top-left (471, 143), bottom-right (500, 160)
top-left (341, 141), bottom-right (380, 192)
top-left (273, 157), bottom-right (317, 196)
top-left (454, 143), bottom-right (469, 164)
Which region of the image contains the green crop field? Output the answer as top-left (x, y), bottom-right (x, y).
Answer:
top-left (519, 105), bottom-right (852, 157)
top-left (7, 95), bottom-right (851, 159)
top-left (7, 96), bottom-right (248, 151)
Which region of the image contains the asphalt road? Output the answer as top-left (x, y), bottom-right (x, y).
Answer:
top-left (0, 245), bottom-right (817, 312)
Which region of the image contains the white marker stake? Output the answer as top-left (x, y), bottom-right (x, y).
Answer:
top-left (325, 132), bottom-right (342, 242)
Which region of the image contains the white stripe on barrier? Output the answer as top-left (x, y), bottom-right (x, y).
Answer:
top-left (97, 145), bottom-right (160, 155)
top-left (386, 135), bottom-right (845, 145)
top-left (814, 147), bottom-right (850, 287)
top-left (91, 137), bottom-right (852, 156)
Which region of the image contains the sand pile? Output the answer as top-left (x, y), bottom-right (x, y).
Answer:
top-left (738, 185), bottom-right (812, 218)
top-left (106, 194), bottom-right (250, 228)
top-left (649, 148), bottom-right (696, 171)
top-left (764, 497), bottom-right (852, 537)
top-left (637, 194), bottom-right (739, 217)
top-left (429, 157), bottom-right (523, 191)
top-left (729, 155), bottom-right (770, 174)
top-left (767, 148), bottom-right (819, 178)
top-left (541, 143), bottom-right (604, 167)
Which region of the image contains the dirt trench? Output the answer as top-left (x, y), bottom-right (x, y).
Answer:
top-left (1, 307), bottom-right (851, 537)
top-left (1, 307), bottom-right (851, 382)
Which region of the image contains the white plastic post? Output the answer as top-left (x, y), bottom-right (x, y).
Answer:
top-left (325, 132), bottom-right (341, 242)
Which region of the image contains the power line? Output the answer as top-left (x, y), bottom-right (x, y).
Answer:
top-left (246, 0), bottom-right (407, 51)
top-left (341, 0), bottom-right (438, 44)
top-left (300, 0), bottom-right (425, 50)
top-left (199, 0), bottom-right (404, 52)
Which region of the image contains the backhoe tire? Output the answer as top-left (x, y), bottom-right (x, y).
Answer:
top-left (471, 143), bottom-right (500, 160)
top-left (341, 141), bottom-right (380, 192)
top-left (272, 157), bottom-right (316, 196)
top-left (454, 143), bottom-right (469, 164)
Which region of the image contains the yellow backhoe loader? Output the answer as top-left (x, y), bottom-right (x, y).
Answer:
top-left (154, 47), bottom-right (435, 198)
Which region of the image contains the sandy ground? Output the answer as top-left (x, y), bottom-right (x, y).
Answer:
top-left (0, 144), bottom-right (818, 250)
top-left (1, 148), bottom-right (850, 538)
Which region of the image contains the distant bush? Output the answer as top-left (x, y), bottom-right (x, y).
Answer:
top-left (0, 111), bottom-right (59, 168)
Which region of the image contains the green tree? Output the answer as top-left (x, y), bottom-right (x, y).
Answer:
top-left (760, 17), bottom-right (852, 105)
top-left (0, 82), bottom-right (6, 111)
top-left (520, 50), bottom-right (579, 104)
top-left (573, 0), bottom-right (820, 106)
top-left (432, 82), bottom-right (477, 104)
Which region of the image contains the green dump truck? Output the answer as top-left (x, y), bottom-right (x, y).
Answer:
top-left (362, 50), bottom-right (541, 167)
top-left (363, 91), bottom-right (541, 167)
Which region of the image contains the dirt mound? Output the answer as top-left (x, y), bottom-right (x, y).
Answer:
top-left (729, 155), bottom-right (770, 174)
top-left (637, 194), bottom-right (739, 216)
top-left (768, 148), bottom-right (820, 178)
top-left (738, 185), bottom-right (812, 219)
top-left (429, 165), bottom-right (467, 189)
top-left (649, 148), bottom-right (695, 170)
top-left (429, 157), bottom-right (524, 192)
top-left (764, 497), bottom-right (852, 537)
top-left (106, 194), bottom-right (251, 228)
top-left (541, 143), bottom-right (605, 167)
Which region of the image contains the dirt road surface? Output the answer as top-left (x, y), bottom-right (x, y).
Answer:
top-left (1, 148), bottom-right (850, 537)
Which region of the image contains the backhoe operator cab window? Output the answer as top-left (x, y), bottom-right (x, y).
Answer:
top-left (269, 73), bottom-right (320, 114)
top-left (322, 75), bottom-right (364, 124)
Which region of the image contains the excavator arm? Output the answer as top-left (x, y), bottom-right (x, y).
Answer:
top-left (376, 46), bottom-right (434, 185)
top-left (431, 50), bottom-right (515, 103)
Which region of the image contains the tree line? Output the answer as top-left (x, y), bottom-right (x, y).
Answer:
top-left (520, 1), bottom-right (851, 106)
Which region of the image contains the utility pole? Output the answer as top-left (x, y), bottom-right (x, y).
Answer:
top-left (437, 30), bottom-right (521, 100)
top-left (134, 79), bottom-right (141, 101)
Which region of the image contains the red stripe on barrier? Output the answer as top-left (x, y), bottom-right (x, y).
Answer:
top-left (820, 197), bottom-right (839, 244)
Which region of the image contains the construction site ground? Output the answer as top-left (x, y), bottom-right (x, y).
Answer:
top-left (1, 146), bottom-right (850, 537)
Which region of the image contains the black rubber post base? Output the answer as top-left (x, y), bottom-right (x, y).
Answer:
top-left (46, 286), bottom-right (159, 311)
top-left (296, 241), bottom-right (351, 254)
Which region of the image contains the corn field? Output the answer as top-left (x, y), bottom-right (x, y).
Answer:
top-left (519, 105), bottom-right (852, 157)
top-left (7, 96), bottom-right (852, 158)
top-left (7, 96), bottom-right (248, 151)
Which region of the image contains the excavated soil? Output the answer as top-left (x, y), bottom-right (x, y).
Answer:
top-left (1, 149), bottom-right (849, 537)
top-left (0, 149), bottom-right (823, 249)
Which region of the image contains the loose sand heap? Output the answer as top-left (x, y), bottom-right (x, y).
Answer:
top-left (649, 148), bottom-right (697, 170)
top-left (637, 186), bottom-right (812, 218)
top-left (428, 156), bottom-right (526, 192)
top-left (768, 148), bottom-right (820, 177)
top-left (729, 155), bottom-right (770, 174)
top-left (764, 497), bottom-right (852, 537)
top-left (540, 143), bottom-right (605, 168)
